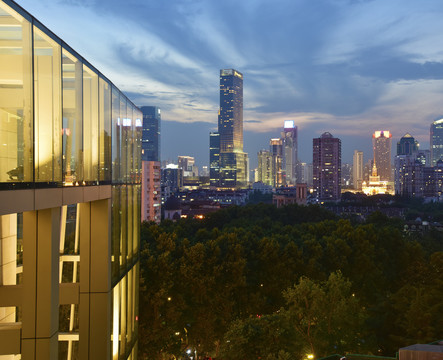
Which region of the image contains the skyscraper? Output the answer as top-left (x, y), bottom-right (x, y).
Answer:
top-left (430, 118), bottom-right (443, 166)
top-left (270, 138), bottom-right (284, 187)
top-left (140, 106), bottom-right (161, 162)
top-left (372, 131), bottom-right (392, 181)
top-left (209, 132), bottom-right (220, 187)
top-left (218, 69), bottom-right (248, 188)
top-left (353, 150), bottom-right (364, 190)
top-left (313, 132), bottom-right (341, 201)
top-left (281, 120), bottom-right (298, 185)
top-left (257, 150), bottom-right (273, 185)
top-left (397, 133), bottom-right (419, 155)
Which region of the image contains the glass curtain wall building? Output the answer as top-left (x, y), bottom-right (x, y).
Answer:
top-left (218, 69), bottom-right (248, 188)
top-left (0, 1), bottom-right (141, 359)
top-left (430, 118), bottom-right (443, 166)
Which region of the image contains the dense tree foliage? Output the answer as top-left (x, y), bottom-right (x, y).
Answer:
top-left (138, 203), bottom-right (443, 359)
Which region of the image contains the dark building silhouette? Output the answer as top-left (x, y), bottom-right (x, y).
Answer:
top-left (140, 106), bottom-right (161, 161)
top-left (313, 132), bottom-right (342, 201)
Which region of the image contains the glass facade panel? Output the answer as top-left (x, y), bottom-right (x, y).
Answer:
top-left (112, 86), bottom-right (121, 183)
top-left (62, 49), bottom-right (83, 185)
top-left (83, 64), bottom-right (99, 182)
top-left (100, 77), bottom-right (112, 182)
top-left (0, 3), bottom-right (33, 184)
top-left (33, 26), bottom-right (62, 182)
top-left (120, 97), bottom-right (128, 184)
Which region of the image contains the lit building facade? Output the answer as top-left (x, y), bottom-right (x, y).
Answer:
top-left (0, 1), bottom-right (141, 359)
top-left (313, 132), bottom-right (341, 201)
top-left (281, 121), bottom-right (298, 185)
top-left (140, 106), bottom-right (160, 162)
top-left (270, 138), bottom-right (284, 187)
top-left (430, 118), bottom-right (443, 166)
top-left (257, 150), bottom-right (273, 186)
top-left (141, 161), bottom-right (161, 223)
top-left (209, 132), bottom-right (220, 187)
top-left (353, 150), bottom-right (364, 190)
top-left (372, 131), bottom-right (392, 181)
top-left (218, 69), bottom-right (248, 188)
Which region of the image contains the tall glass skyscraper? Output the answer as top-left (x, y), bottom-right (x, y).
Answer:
top-left (209, 132), bottom-right (220, 187)
top-left (218, 69), bottom-right (248, 188)
top-left (430, 118), bottom-right (443, 166)
top-left (372, 131), bottom-right (392, 181)
top-left (140, 106), bottom-right (161, 162)
top-left (281, 120), bottom-right (298, 185)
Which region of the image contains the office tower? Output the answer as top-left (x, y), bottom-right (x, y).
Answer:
top-left (209, 132), bottom-right (220, 187)
top-left (0, 1), bottom-right (141, 358)
top-left (372, 131), bottom-right (392, 181)
top-left (430, 118), bottom-right (443, 166)
top-left (395, 155), bottom-right (423, 197)
top-left (140, 106), bottom-right (161, 162)
top-left (353, 150), bottom-right (364, 190)
top-left (141, 161), bottom-right (161, 223)
top-left (257, 150), bottom-right (273, 185)
top-left (218, 69), bottom-right (248, 188)
top-left (416, 150), bottom-right (431, 166)
top-left (313, 132), bottom-right (341, 201)
top-left (270, 138), bottom-right (284, 187)
top-left (178, 155), bottom-right (196, 177)
top-left (162, 164), bottom-right (183, 193)
top-left (281, 120), bottom-right (298, 185)
top-left (299, 162), bottom-right (313, 187)
top-left (397, 133), bottom-right (419, 155)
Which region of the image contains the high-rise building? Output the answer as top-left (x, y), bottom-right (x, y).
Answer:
top-left (372, 131), bottom-right (392, 181)
top-left (140, 106), bottom-right (161, 162)
top-left (257, 150), bottom-right (273, 186)
top-left (353, 150), bottom-right (364, 190)
top-left (178, 155), bottom-right (197, 177)
top-left (397, 133), bottom-right (419, 155)
top-left (281, 120), bottom-right (298, 185)
top-left (313, 132), bottom-right (341, 201)
top-left (270, 138), bottom-right (284, 187)
top-left (430, 118), bottom-right (443, 166)
top-left (298, 162), bottom-right (313, 187)
top-left (141, 161), bottom-right (161, 223)
top-left (209, 132), bottom-right (220, 187)
top-left (0, 1), bottom-right (141, 358)
top-left (218, 69), bottom-right (248, 188)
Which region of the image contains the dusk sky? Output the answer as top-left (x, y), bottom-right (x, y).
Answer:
top-left (16, 0), bottom-right (443, 169)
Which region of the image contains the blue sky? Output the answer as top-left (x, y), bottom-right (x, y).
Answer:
top-left (16, 0), bottom-right (443, 169)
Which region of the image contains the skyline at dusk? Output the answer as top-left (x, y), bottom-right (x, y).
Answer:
top-left (15, 0), bottom-right (443, 167)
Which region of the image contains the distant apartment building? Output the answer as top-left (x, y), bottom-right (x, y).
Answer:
top-left (313, 132), bottom-right (341, 201)
top-left (353, 150), bottom-right (364, 190)
top-left (270, 138), bottom-right (284, 187)
top-left (0, 1), bottom-right (141, 358)
top-left (281, 120), bottom-right (298, 185)
top-left (141, 161), bottom-right (161, 223)
top-left (257, 150), bottom-right (273, 186)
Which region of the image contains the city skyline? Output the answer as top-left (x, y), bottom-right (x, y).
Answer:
top-left (14, 0), bottom-right (443, 168)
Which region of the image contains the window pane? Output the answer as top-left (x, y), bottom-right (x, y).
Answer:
top-left (62, 49), bottom-right (83, 185)
top-left (0, 4), bottom-right (33, 183)
top-left (83, 64), bottom-right (99, 182)
top-left (99, 77), bottom-right (111, 181)
top-left (33, 26), bottom-right (62, 182)
top-left (111, 87), bottom-right (121, 183)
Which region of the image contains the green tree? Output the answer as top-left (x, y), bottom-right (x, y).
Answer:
top-left (283, 272), bottom-right (368, 358)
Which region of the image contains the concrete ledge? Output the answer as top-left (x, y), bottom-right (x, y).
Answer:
top-left (59, 283), bottom-right (80, 305)
top-left (0, 322), bottom-right (22, 355)
top-left (0, 285), bottom-right (23, 306)
top-left (35, 188), bottom-right (63, 210)
top-left (0, 190), bottom-right (34, 215)
top-left (62, 187), bottom-right (84, 206)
